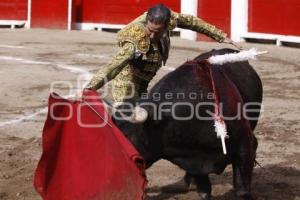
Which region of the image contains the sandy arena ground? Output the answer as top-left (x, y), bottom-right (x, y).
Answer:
top-left (0, 29), bottom-right (299, 200)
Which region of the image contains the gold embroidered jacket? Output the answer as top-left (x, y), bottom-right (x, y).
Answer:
top-left (86, 11), bottom-right (227, 102)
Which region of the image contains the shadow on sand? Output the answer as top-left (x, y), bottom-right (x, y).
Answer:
top-left (146, 164), bottom-right (300, 200)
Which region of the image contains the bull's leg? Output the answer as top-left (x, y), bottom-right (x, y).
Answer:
top-left (232, 134), bottom-right (257, 200)
top-left (232, 162), bottom-right (254, 200)
top-left (194, 174), bottom-right (212, 200)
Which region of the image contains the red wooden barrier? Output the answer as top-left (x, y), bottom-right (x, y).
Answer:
top-left (249, 0), bottom-right (300, 36)
top-left (31, 0), bottom-right (69, 29)
top-left (0, 0), bottom-right (27, 20)
top-left (75, 0), bottom-right (180, 24)
top-left (197, 0), bottom-right (231, 42)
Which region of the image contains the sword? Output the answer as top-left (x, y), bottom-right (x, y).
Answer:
top-left (82, 101), bottom-right (113, 128)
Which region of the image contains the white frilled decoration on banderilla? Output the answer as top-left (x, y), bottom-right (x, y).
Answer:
top-left (214, 117), bottom-right (229, 155)
top-left (206, 48), bottom-right (268, 155)
top-left (208, 48), bottom-right (268, 65)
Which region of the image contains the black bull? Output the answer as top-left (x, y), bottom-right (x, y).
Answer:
top-left (114, 48), bottom-right (263, 199)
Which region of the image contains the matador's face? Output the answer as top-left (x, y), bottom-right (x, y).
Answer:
top-left (145, 21), bottom-right (165, 42)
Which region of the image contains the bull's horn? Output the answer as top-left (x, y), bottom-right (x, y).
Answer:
top-left (126, 106), bottom-right (148, 124)
top-left (111, 104), bottom-right (148, 124)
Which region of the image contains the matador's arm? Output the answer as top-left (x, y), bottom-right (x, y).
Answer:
top-left (131, 11), bottom-right (227, 42)
top-left (85, 42), bottom-right (135, 90)
top-left (172, 11), bottom-right (227, 42)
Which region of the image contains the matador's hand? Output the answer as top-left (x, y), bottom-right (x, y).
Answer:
top-left (223, 38), bottom-right (243, 50)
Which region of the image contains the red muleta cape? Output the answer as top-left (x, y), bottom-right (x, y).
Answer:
top-left (34, 90), bottom-right (146, 200)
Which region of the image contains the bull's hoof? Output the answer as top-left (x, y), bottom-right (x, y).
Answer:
top-left (235, 191), bottom-right (254, 200)
top-left (199, 192), bottom-right (211, 200)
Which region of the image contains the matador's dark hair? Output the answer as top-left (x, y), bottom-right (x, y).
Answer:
top-left (146, 4), bottom-right (171, 28)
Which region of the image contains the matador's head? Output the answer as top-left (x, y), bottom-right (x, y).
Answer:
top-left (145, 4), bottom-right (171, 42)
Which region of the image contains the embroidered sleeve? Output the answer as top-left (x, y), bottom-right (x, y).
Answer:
top-left (85, 42), bottom-right (135, 90)
top-left (131, 12), bottom-right (147, 24)
top-left (172, 11), bottom-right (227, 42)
